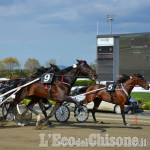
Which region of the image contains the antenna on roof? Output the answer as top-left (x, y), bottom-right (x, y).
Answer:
top-left (107, 14), bottom-right (115, 34)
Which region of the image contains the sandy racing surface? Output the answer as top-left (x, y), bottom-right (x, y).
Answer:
top-left (0, 110), bottom-right (150, 150)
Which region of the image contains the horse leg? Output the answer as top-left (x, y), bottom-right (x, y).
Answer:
top-left (65, 96), bottom-right (83, 111)
top-left (44, 99), bottom-right (52, 111)
top-left (38, 99), bottom-right (52, 125)
top-left (26, 100), bottom-right (39, 115)
top-left (37, 96), bottom-right (83, 127)
top-left (38, 102), bottom-right (62, 127)
top-left (120, 104), bottom-right (129, 126)
top-left (68, 98), bottom-right (81, 107)
top-left (25, 97), bottom-right (44, 126)
top-left (38, 99), bottom-right (47, 117)
top-left (92, 98), bottom-right (102, 123)
top-left (48, 102), bottom-right (62, 119)
top-left (48, 95), bottom-right (78, 118)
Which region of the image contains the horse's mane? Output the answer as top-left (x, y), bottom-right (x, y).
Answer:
top-left (30, 66), bottom-right (48, 78)
top-left (56, 66), bottom-right (73, 75)
top-left (116, 74), bottom-right (130, 84)
top-left (20, 66), bottom-right (49, 84)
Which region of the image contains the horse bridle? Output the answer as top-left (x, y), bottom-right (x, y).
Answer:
top-left (78, 63), bottom-right (96, 79)
top-left (135, 75), bottom-right (147, 89)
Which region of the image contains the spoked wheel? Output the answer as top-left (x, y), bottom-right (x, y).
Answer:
top-left (74, 105), bottom-right (89, 122)
top-left (55, 105), bottom-right (70, 122)
top-left (14, 103), bottom-right (32, 126)
top-left (2, 101), bottom-right (14, 121)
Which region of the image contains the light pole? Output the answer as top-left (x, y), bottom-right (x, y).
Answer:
top-left (107, 15), bottom-right (115, 34)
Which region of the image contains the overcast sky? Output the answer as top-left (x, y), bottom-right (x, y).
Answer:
top-left (0, 0), bottom-right (150, 68)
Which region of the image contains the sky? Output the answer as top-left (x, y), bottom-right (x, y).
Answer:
top-left (0, 0), bottom-right (150, 68)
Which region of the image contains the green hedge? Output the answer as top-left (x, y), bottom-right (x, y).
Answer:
top-left (20, 99), bottom-right (56, 105)
top-left (73, 80), bottom-right (96, 86)
top-left (142, 103), bottom-right (150, 110)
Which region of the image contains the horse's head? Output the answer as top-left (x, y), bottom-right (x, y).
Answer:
top-left (48, 64), bottom-right (60, 73)
top-left (132, 74), bottom-right (149, 90)
top-left (76, 59), bottom-right (98, 80)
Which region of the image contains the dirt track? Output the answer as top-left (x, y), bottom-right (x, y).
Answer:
top-left (0, 111), bottom-right (150, 150)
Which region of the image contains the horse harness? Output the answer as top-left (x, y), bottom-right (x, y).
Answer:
top-left (121, 83), bottom-right (131, 100)
top-left (41, 73), bottom-right (70, 99)
top-left (106, 82), bottom-right (130, 103)
top-left (106, 82), bottom-right (116, 103)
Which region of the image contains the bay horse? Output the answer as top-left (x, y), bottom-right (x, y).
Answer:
top-left (82, 74), bottom-right (149, 126)
top-left (0, 64), bottom-right (60, 125)
top-left (2, 60), bottom-right (97, 127)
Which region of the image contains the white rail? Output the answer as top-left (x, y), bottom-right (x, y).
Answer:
top-left (0, 88), bottom-right (21, 105)
top-left (70, 87), bottom-right (106, 99)
top-left (0, 78), bottom-right (40, 100)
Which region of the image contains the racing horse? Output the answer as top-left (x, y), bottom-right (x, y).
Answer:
top-left (21, 64), bottom-right (60, 120)
top-left (82, 74), bottom-right (149, 126)
top-left (0, 64), bottom-right (60, 124)
top-left (1, 60), bottom-right (97, 127)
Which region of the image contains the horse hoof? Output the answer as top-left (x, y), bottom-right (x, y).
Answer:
top-left (49, 123), bottom-right (55, 128)
top-left (35, 121), bottom-right (46, 130)
top-left (94, 120), bottom-right (99, 123)
top-left (125, 123), bottom-right (130, 126)
top-left (99, 121), bottom-right (104, 124)
top-left (47, 121), bottom-right (54, 127)
top-left (93, 120), bottom-right (104, 124)
top-left (35, 125), bottom-right (41, 130)
top-left (36, 121), bottom-right (40, 126)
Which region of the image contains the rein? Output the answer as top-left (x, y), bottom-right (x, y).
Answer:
top-left (53, 75), bottom-right (70, 87)
top-left (71, 87), bottom-right (106, 99)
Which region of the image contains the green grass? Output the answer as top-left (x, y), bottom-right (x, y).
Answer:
top-left (131, 92), bottom-right (150, 110)
top-left (131, 92), bottom-right (150, 103)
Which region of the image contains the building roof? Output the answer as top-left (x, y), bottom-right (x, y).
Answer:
top-left (97, 32), bottom-right (150, 38)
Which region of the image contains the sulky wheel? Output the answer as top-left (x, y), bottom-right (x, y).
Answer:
top-left (2, 101), bottom-right (15, 121)
top-left (55, 105), bottom-right (70, 122)
top-left (13, 103), bottom-right (32, 126)
top-left (74, 105), bottom-right (89, 122)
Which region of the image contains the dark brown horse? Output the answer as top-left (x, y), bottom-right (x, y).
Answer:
top-left (1, 64), bottom-right (60, 125)
top-left (2, 60), bottom-right (97, 127)
top-left (82, 74), bottom-right (149, 126)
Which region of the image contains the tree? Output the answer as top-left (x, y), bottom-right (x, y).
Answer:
top-left (24, 58), bottom-right (40, 75)
top-left (0, 61), bottom-right (4, 69)
top-left (45, 58), bottom-right (56, 68)
top-left (1, 57), bottom-right (20, 75)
